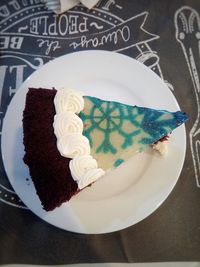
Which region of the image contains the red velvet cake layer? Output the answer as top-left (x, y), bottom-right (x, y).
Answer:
top-left (23, 88), bottom-right (78, 211)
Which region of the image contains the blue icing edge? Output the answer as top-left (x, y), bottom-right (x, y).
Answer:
top-left (114, 159), bottom-right (125, 167)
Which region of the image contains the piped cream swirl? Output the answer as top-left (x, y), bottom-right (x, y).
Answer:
top-left (69, 155), bottom-right (98, 181)
top-left (78, 168), bottom-right (105, 190)
top-left (53, 112), bottom-right (83, 139)
top-left (53, 88), bottom-right (105, 189)
top-left (57, 133), bottom-right (90, 158)
top-left (54, 88), bottom-right (84, 114)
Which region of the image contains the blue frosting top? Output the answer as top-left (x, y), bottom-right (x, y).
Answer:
top-left (79, 96), bottom-right (188, 158)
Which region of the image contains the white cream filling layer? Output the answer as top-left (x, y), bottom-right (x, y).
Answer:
top-left (152, 141), bottom-right (168, 156)
top-left (53, 88), bottom-right (105, 189)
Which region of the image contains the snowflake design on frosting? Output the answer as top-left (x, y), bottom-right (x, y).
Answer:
top-left (79, 96), bottom-right (187, 155)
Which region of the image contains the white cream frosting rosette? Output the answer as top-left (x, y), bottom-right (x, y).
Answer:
top-left (54, 88), bottom-right (84, 114)
top-left (69, 155), bottom-right (98, 181)
top-left (57, 133), bottom-right (90, 158)
top-left (78, 168), bottom-right (105, 190)
top-left (53, 88), bottom-right (105, 189)
top-left (53, 112), bottom-right (83, 139)
top-left (69, 155), bottom-right (105, 189)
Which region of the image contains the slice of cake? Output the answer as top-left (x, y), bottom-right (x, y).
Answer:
top-left (23, 88), bottom-right (188, 211)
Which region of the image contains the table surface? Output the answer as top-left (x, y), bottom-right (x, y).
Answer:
top-left (0, 0), bottom-right (200, 265)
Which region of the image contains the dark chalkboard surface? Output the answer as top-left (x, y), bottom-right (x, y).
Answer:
top-left (0, 0), bottom-right (200, 264)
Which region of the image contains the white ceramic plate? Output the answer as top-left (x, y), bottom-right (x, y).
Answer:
top-left (1, 50), bottom-right (186, 234)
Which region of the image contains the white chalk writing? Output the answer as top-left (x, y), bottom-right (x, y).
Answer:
top-left (9, 64), bottom-right (27, 95)
top-left (0, 36), bottom-right (24, 49)
top-left (0, 64), bottom-right (26, 101)
top-left (30, 14), bottom-right (89, 36)
top-left (37, 39), bottom-right (61, 55)
top-left (69, 25), bottom-right (130, 49)
top-left (175, 6), bottom-right (200, 188)
top-left (0, 0), bottom-right (40, 17)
